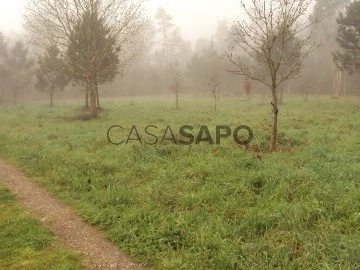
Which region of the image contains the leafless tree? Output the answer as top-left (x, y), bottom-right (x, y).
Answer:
top-left (225, 0), bottom-right (321, 151)
top-left (208, 37), bottom-right (221, 112)
top-left (168, 61), bottom-right (183, 110)
top-left (243, 77), bottom-right (253, 111)
top-left (209, 73), bottom-right (221, 112)
top-left (24, 0), bottom-right (146, 117)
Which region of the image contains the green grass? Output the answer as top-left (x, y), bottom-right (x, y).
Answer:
top-left (0, 95), bottom-right (359, 269)
top-left (0, 183), bottom-right (83, 270)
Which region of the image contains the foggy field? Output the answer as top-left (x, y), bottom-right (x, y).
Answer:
top-left (0, 95), bottom-right (359, 269)
top-left (1, 0), bottom-right (360, 269)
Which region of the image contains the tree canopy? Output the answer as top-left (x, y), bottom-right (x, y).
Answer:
top-left (35, 46), bottom-right (70, 106)
top-left (24, 0), bottom-right (146, 117)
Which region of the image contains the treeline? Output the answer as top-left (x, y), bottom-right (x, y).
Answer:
top-left (0, 0), bottom-right (360, 108)
top-left (114, 2), bottom-right (360, 98)
top-left (0, 36), bottom-right (34, 104)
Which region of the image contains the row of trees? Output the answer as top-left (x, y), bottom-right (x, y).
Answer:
top-left (0, 33), bottom-right (76, 107)
top-left (2, 1), bottom-right (355, 107)
top-left (1, 0), bottom-right (359, 151)
top-left (304, 0), bottom-right (360, 99)
top-left (116, 15), bottom-right (238, 98)
top-left (116, 1), bottom-right (360, 99)
top-left (24, 0), bottom-right (146, 117)
top-left (0, 36), bottom-right (34, 104)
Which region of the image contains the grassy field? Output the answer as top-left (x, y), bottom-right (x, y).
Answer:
top-left (0, 95), bottom-right (359, 269)
top-left (0, 183), bottom-right (83, 270)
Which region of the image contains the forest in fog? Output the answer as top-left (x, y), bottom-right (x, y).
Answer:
top-left (0, 1), bottom-right (360, 269)
top-left (0, 0), bottom-right (359, 106)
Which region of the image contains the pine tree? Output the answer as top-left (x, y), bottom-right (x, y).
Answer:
top-left (155, 7), bottom-right (174, 66)
top-left (7, 41), bottom-right (34, 104)
top-left (333, 1), bottom-right (360, 74)
top-left (67, 5), bottom-right (119, 114)
top-left (25, 0), bottom-right (145, 118)
top-left (35, 46), bottom-right (70, 107)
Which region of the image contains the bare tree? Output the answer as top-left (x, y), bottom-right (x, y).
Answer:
top-left (24, 0), bottom-right (146, 118)
top-left (209, 73), bottom-right (221, 112)
top-left (208, 37), bottom-right (221, 110)
top-left (225, 0), bottom-right (321, 151)
top-left (243, 77), bottom-right (253, 111)
top-left (168, 61), bottom-right (183, 110)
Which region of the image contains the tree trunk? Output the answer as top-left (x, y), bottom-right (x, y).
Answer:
top-left (333, 72), bottom-right (336, 98)
top-left (332, 66), bottom-right (341, 99)
top-left (50, 92), bottom-right (53, 107)
top-left (343, 72), bottom-right (346, 96)
top-left (278, 86), bottom-right (284, 105)
top-left (13, 91), bottom-right (17, 105)
top-left (0, 87), bottom-right (4, 103)
top-left (89, 91), bottom-right (97, 118)
top-left (85, 90), bottom-right (89, 109)
top-left (95, 80), bottom-right (100, 109)
top-left (89, 78), bottom-right (98, 118)
top-left (339, 71), bottom-right (343, 97)
top-left (175, 91), bottom-right (179, 109)
top-left (214, 93), bottom-right (217, 112)
top-left (270, 86), bottom-right (279, 152)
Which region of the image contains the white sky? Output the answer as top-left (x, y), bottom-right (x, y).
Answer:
top-left (0, 0), bottom-right (28, 35)
top-left (0, 0), bottom-right (243, 43)
top-left (145, 0), bottom-right (242, 42)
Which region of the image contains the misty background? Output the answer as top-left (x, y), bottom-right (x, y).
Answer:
top-left (0, 0), bottom-right (359, 104)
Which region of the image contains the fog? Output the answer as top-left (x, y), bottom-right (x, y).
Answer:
top-left (0, 0), bottom-right (359, 105)
top-left (0, 0), bottom-right (242, 42)
top-left (0, 2), bottom-right (359, 267)
top-left (144, 0), bottom-right (242, 42)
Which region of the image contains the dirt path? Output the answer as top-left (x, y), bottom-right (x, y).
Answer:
top-left (0, 159), bottom-right (151, 270)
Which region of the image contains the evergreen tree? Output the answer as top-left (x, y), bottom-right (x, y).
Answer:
top-left (66, 5), bottom-right (119, 112)
top-left (25, 0), bottom-right (145, 118)
top-left (35, 46), bottom-right (70, 106)
top-left (333, 1), bottom-right (360, 74)
top-left (155, 7), bottom-right (174, 66)
top-left (7, 41), bottom-right (34, 104)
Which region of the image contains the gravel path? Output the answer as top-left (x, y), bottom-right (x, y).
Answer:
top-left (0, 158), bottom-right (151, 270)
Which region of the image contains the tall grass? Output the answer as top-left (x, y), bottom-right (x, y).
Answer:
top-left (0, 95), bottom-right (359, 269)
